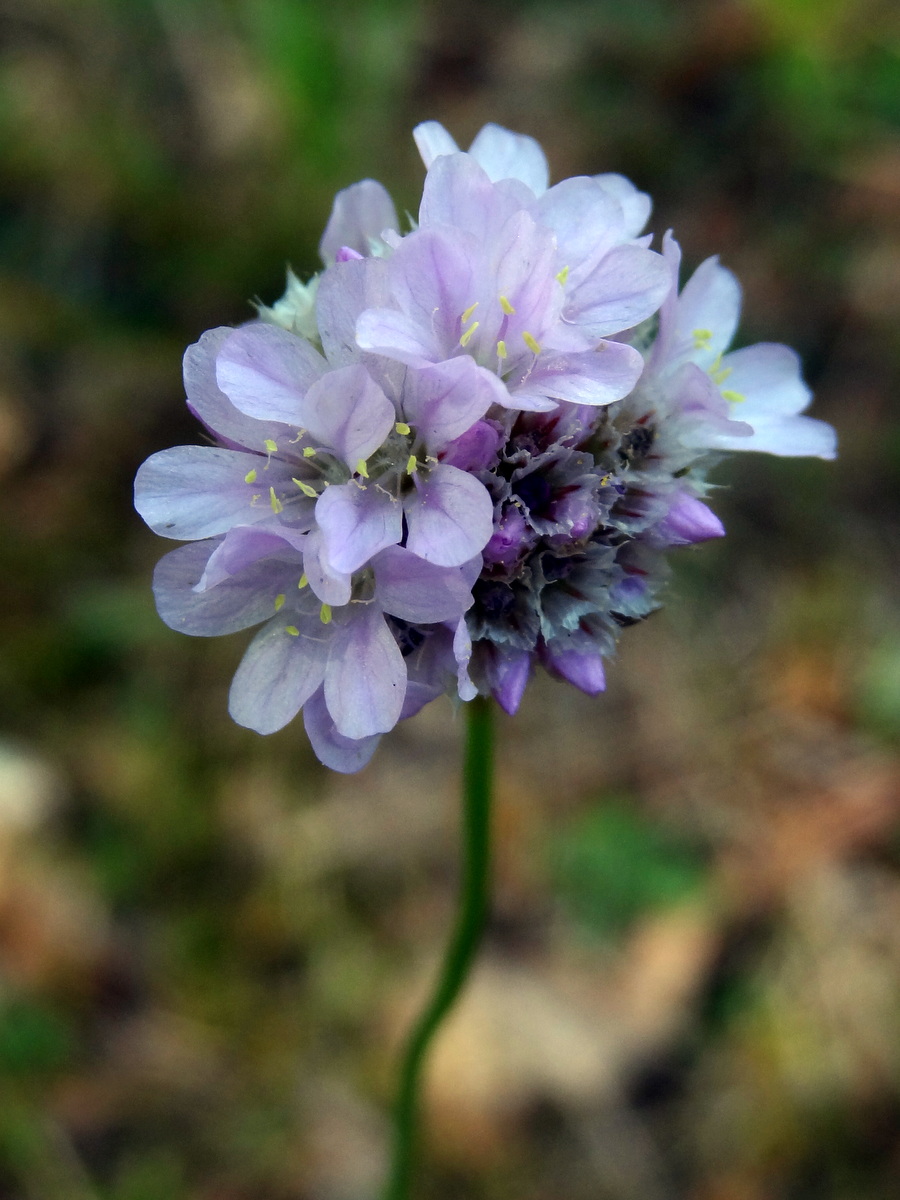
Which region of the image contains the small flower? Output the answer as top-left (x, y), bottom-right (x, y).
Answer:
top-left (136, 119), bottom-right (836, 770)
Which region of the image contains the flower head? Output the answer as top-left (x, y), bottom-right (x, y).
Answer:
top-left (136, 120), bottom-right (835, 771)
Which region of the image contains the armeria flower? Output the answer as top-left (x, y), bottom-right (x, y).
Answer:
top-left (136, 119), bottom-right (836, 771)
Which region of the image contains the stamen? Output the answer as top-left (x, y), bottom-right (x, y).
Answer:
top-left (302, 446), bottom-right (317, 458)
top-left (274, 593), bottom-right (286, 611)
top-left (395, 421), bottom-right (411, 436)
top-left (292, 478), bottom-right (318, 498)
top-left (406, 455), bottom-right (417, 475)
top-left (298, 574), bottom-right (309, 589)
top-left (285, 625), bottom-right (300, 637)
top-left (461, 301), bottom-right (479, 323)
top-left (356, 458), bottom-right (370, 478)
top-left (556, 266), bottom-right (569, 286)
top-left (244, 468), bottom-right (258, 484)
top-left (459, 321), bottom-right (480, 348)
top-left (319, 603), bottom-right (332, 625)
top-left (499, 294), bottom-right (515, 315)
top-left (721, 389), bottom-right (745, 404)
top-left (269, 487), bottom-right (284, 514)
top-left (522, 331), bottom-right (541, 355)
top-left (711, 363), bottom-right (733, 385)
top-left (496, 340), bottom-right (507, 360)
top-left (692, 328), bottom-right (713, 348)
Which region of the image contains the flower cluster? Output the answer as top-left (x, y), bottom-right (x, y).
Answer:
top-left (135, 121), bottom-right (836, 772)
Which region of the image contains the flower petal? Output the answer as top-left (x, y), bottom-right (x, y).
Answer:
top-left (316, 256), bottom-right (391, 367)
top-left (316, 482), bottom-right (403, 574)
top-left (319, 179), bottom-right (399, 264)
top-left (401, 357), bottom-right (507, 452)
top-left (197, 524), bottom-right (305, 591)
top-left (135, 446), bottom-right (295, 540)
top-left (301, 364), bottom-right (395, 467)
top-left (720, 343), bottom-right (811, 416)
top-left (564, 243), bottom-right (671, 339)
top-left (487, 647), bottom-right (531, 715)
top-left (229, 607), bottom-right (330, 734)
top-left (656, 493), bottom-right (725, 544)
top-left (355, 307), bottom-right (440, 366)
top-left (153, 540), bottom-right (298, 635)
top-left (419, 153), bottom-right (520, 237)
top-left (533, 177), bottom-right (626, 289)
top-left (324, 607), bottom-right (406, 739)
top-left (216, 324), bottom-right (327, 425)
top-left (303, 687), bottom-right (381, 773)
top-left (512, 343), bottom-right (644, 408)
top-left (185, 328), bottom-right (292, 450)
top-left (674, 256), bottom-right (741, 366)
top-left (543, 647), bottom-right (606, 695)
top-left (468, 122), bottom-right (549, 195)
top-left (413, 120), bottom-right (460, 167)
top-left (593, 173), bottom-right (652, 237)
top-left (373, 545), bottom-right (474, 623)
top-left (405, 464), bottom-right (494, 566)
top-left (711, 414), bottom-right (837, 459)
top-left (301, 528), bottom-right (352, 606)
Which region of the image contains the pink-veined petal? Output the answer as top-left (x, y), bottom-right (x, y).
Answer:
top-left (303, 687), bottom-right (382, 773)
top-left (373, 546), bottom-right (474, 623)
top-left (319, 179), bottom-right (399, 264)
top-left (404, 465), bottom-right (494, 566)
top-left (324, 607), bottom-right (406, 739)
top-left (316, 482), bottom-right (403, 574)
top-left (468, 122), bottom-right (549, 195)
top-left (301, 364), bottom-right (395, 468)
top-left (216, 324), bottom-right (327, 425)
top-left (135, 446), bottom-right (295, 540)
top-left (228, 607), bottom-right (330, 734)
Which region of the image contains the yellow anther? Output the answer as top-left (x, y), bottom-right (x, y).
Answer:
top-left (599, 473), bottom-right (612, 486)
top-left (269, 487), bottom-right (283, 514)
top-left (298, 574), bottom-right (309, 589)
top-left (292, 478), bottom-right (318, 498)
top-left (264, 438), bottom-right (278, 454)
top-left (721, 389), bottom-right (746, 404)
top-left (285, 625), bottom-right (300, 637)
top-left (274, 593), bottom-right (286, 611)
top-left (406, 454), bottom-right (417, 475)
top-left (496, 340), bottom-right (508, 360)
top-left (522, 331), bottom-right (541, 355)
top-left (711, 363), bottom-right (732, 386)
top-left (355, 458), bottom-right (369, 479)
top-left (394, 421), bottom-right (411, 436)
top-left (459, 321), bottom-right (479, 348)
top-left (461, 301), bottom-right (479, 323)
top-left (302, 446), bottom-right (317, 458)
top-left (319, 603), bottom-right (332, 625)
top-left (244, 468), bottom-right (258, 484)
top-left (556, 266), bottom-right (570, 286)
top-left (499, 294), bottom-right (515, 315)
top-left (692, 328), bottom-right (713, 347)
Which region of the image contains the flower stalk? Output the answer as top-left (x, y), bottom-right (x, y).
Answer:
top-left (382, 695), bottom-right (494, 1200)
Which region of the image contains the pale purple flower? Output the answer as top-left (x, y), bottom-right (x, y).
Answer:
top-left (136, 118), bottom-right (836, 770)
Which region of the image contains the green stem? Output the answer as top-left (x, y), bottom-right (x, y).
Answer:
top-left (382, 695), bottom-right (494, 1200)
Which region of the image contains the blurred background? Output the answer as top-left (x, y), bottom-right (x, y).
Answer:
top-left (1, 0), bottom-right (899, 1197)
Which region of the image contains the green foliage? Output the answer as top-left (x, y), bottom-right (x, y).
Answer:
top-left (0, 999), bottom-right (74, 1077)
top-left (547, 799), bottom-right (706, 940)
